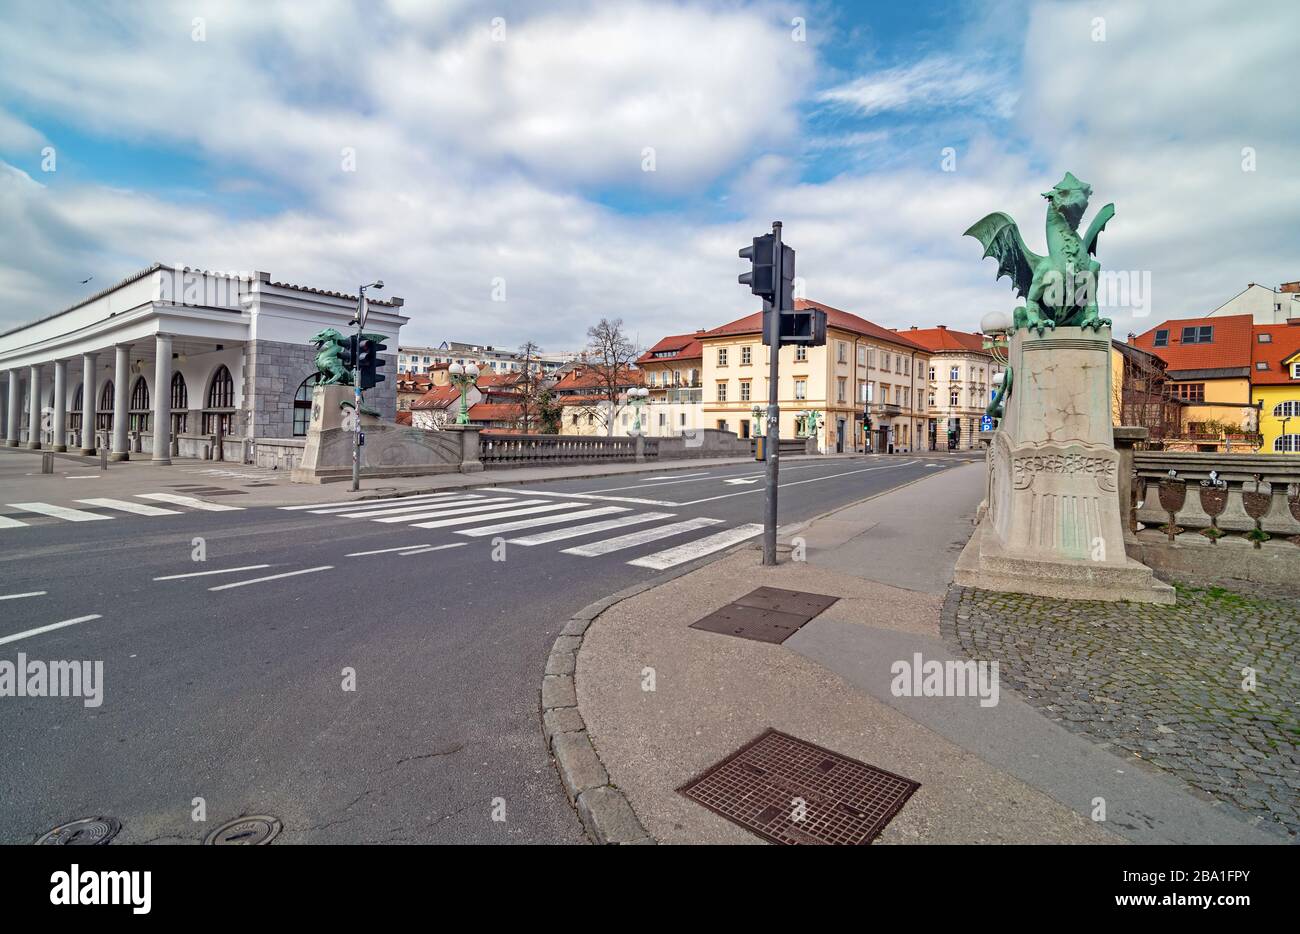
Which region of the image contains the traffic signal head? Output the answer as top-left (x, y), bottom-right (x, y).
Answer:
top-left (777, 304), bottom-right (826, 347)
top-left (738, 234), bottom-right (776, 297)
top-left (357, 333), bottom-right (389, 390)
top-left (340, 334), bottom-right (358, 371)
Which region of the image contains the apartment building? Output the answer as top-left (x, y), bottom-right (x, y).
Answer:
top-left (1204, 280), bottom-right (1300, 325)
top-left (699, 299), bottom-right (931, 453)
top-left (1250, 321), bottom-right (1300, 452)
top-left (398, 341), bottom-right (524, 375)
top-left (635, 333), bottom-right (703, 436)
top-left (904, 325), bottom-right (1003, 450)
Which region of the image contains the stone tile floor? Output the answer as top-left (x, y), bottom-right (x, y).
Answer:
top-left (943, 583), bottom-right (1299, 839)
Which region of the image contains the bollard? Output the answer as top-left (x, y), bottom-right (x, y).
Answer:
top-left (41, 452), bottom-right (54, 474)
top-left (99, 448), bottom-right (108, 471)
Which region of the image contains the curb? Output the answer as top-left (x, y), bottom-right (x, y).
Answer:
top-left (538, 458), bottom-right (978, 844)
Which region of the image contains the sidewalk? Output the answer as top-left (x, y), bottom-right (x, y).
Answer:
top-left (549, 462), bottom-right (1288, 844)
top-left (0, 446), bottom-right (862, 509)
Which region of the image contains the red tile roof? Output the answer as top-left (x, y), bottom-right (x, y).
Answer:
top-left (476, 371), bottom-right (522, 389)
top-left (638, 333), bottom-right (703, 364)
top-left (1250, 322), bottom-right (1300, 385)
top-left (468, 402), bottom-right (523, 422)
top-left (902, 325), bottom-right (989, 354)
top-left (1132, 314), bottom-right (1254, 373)
top-left (394, 411), bottom-right (413, 425)
top-left (703, 299), bottom-right (929, 352)
top-left (410, 384), bottom-right (462, 409)
top-left (552, 364), bottom-right (643, 392)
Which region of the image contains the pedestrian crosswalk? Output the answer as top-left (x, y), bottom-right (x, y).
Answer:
top-left (281, 491), bottom-right (762, 570)
top-left (0, 493), bottom-right (246, 529)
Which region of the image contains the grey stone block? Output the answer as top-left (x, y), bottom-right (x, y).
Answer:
top-left (576, 785), bottom-right (652, 845)
top-left (542, 706), bottom-right (585, 742)
top-left (545, 651), bottom-right (576, 676)
top-left (541, 674), bottom-right (576, 710)
top-left (551, 635), bottom-right (582, 654)
top-left (552, 732), bottom-right (608, 802)
top-left (561, 617), bottom-right (592, 637)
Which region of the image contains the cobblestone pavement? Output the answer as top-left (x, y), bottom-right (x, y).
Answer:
top-left (942, 584), bottom-right (1300, 839)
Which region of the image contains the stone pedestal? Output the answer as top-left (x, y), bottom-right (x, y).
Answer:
top-left (955, 327), bottom-right (1173, 604)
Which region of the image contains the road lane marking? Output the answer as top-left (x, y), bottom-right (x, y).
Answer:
top-left (397, 543), bottom-right (467, 556)
top-left (346, 543), bottom-right (432, 557)
top-left (411, 502), bottom-right (581, 529)
top-left (137, 493), bottom-right (244, 511)
top-left (641, 472), bottom-right (711, 481)
top-left (675, 460), bottom-right (919, 505)
top-left (298, 492), bottom-right (476, 514)
top-left (76, 497), bottom-right (182, 516)
top-left (508, 512), bottom-right (676, 546)
top-left (561, 517), bottom-right (724, 556)
top-left (208, 565), bottom-right (333, 591)
top-left (371, 498), bottom-right (542, 524)
top-left (0, 591), bottom-right (46, 601)
top-left (7, 502), bottom-right (111, 522)
top-left (0, 614), bottom-right (101, 647)
top-left (66, 475), bottom-right (99, 479)
top-left (585, 461), bottom-right (837, 493)
top-left (336, 496), bottom-right (504, 519)
top-left (628, 523), bottom-right (764, 570)
top-left (500, 489), bottom-right (678, 507)
top-left (456, 505), bottom-right (628, 537)
top-left (0, 515), bottom-right (29, 529)
top-left (154, 564), bottom-right (271, 580)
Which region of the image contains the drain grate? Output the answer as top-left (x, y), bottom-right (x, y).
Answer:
top-left (204, 815), bottom-right (282, 845)
top-left (690, 587), bottom-right (839, 644)
top-left (35, 817), bottom-right (121, 845)
top-left (677, 729), bottom-right (919, 845)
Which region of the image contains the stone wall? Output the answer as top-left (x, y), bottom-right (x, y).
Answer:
top-left (245, 340), bottom-right (399, 440)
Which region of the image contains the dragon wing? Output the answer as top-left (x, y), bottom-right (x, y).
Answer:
top-left (963, 212), bottom-right (1043, 299)
top-left (1083, 202), bottom-right (1115, 256)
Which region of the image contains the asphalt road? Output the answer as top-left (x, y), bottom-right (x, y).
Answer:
top-left (0, 452), bottom-right (981, 844)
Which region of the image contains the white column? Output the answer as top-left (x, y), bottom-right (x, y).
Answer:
top-left (152, 334), bottom-right (172, 464)
top-left (80, 352), bottom-right (97, 455)
top-left (51, 359), bottom-right (68, 452)
top-left (26, 364), bottom-right (42, 449)
top-left (111, 344), bottom-right (130, 461)
top-left (3, 370), bottom-right (16, 446)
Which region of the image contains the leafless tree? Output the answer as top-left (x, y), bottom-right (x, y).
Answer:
top-left (585, 318), bottom-right (640, 436)
top-left (516, 340), bottom-right (543, 432)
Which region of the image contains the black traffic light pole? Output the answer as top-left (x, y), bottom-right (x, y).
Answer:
top-left (762, 222), bottom-right (783, 566)
top-left (351, 297), bottom-right (365, 493)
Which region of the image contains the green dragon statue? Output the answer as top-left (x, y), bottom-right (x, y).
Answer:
top-left (965, 172), bottom-right (1115, 336)
top-left (309, 328), bottom-right (387, 385)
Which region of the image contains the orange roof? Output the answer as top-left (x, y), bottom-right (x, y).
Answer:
top-left (1132, 314), bottom-right (1254, 374)
top-left (394, 411), bottom-right (413, 425)
top-left (552, 364), bottom-right (642, 392)
top-left (476, 371), bottom-right (522, 389)
top-left (468, 402), bottom-right (523, 422)
top-left (638, 333), bottom-right (703, 364)
top-left (410, 384), bottom-right (461, 409)
top-left (704, 298), bottom-right (929, 352)
top-left (1250, 322), bottom-right (1300, 385)
top-left (902, 325), bottom-right (990, 354)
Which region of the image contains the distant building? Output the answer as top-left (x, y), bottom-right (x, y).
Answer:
top-left (552, 363), bottom-right (643, 436)
top-left (1204, 280), bottom-right (1300, 325)
top-left (398, 341), bottom-right (524, 375)
top-left (903, 325), bottom-right (1003, 451)
top-left (636, 333), bottom-right (703, 436)
top-left (1249, 321), bottom-right (1300, 453)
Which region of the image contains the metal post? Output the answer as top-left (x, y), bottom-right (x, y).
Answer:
top-left (351, 289), bottom-right (366, 492)
top-left (763, 221), bottom-right (783, 566)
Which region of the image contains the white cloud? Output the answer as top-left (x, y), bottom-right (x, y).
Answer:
top-left (817, 54), bottom-right (1018, 119)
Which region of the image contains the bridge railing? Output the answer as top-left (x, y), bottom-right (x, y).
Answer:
top-left (1132, 451), bottom-right (1300, 539)
top-left (479, 433), bottom-right (657, 467)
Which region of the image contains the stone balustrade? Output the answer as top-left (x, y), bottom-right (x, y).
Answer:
top-left (1133, 451), bottom-right (1300, 539)
top-left (479, 433), bottom-right (656, 467)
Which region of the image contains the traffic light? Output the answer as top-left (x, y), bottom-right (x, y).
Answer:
top-left (341, 334), bottom-right (358, 371)
top-left (778, 304), bottom-right (826, 346)
top-left (357, 333), bottom-right (388, 390)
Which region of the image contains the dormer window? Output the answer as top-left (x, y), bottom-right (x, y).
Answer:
top-left (1153, 329), bottom-right (1169, 347)
top-left (1180, 325), bottom-right (1213, 344)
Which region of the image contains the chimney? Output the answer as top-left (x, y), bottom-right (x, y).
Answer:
top-left (936, 324), bottom-right (947, 330)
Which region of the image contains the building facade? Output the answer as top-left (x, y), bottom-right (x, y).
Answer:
top-left (1250, 321), bottom-right (1300, 452)
top-left (699, 299), bottom-right (931, 453)
top-left (1205, 280), bottom-right (1300, 325)
top-left (636, 333), bottom-right (703, 436)
top-left (398, 341), bottom-right (523, 375)
top-left (0, 264), bottom-right (406, 469)
top-left (904, 325), bottom-right (1002, 450)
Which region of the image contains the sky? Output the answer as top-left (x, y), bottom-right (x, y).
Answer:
top-left (0, 0), bottom-right (1297, 352)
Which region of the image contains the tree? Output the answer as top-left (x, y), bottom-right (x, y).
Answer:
top-left (516, 340), bottom-right (544, 432)
top-left (537, 387), bottom-right (562, 434)
top-left (584, 318), bottom-right (640, 436)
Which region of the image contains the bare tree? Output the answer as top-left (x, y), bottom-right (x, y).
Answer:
top-left (516, 340), bottom-right (543, 432)
top-left (585, 318), bottom-right (640, 436)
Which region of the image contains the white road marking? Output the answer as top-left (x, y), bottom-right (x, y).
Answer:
top-left (676, 460), bottom-right (919, 506)
top-left (586, 461), bottom-right (834, 493)
top-left (723, 477), bottom-right (761, 485)
top-left (208, 565), bottom-right (333, 591)
top-left (7, 502), bottom-right (111, 522)
top-left (507, 512), bottom-right (676, 546)
top-left (628, 523), bottom-right (764, 569)
top-left (641, 472), bottom-right (711, 481)
top-left (561, 517), bottom-right (724, 557)
top-left (76, 497), bottom-right (181, 516)
top-left (0, 591), bottom-right (46, 601)
top-left (137, 493), bottom-right (244, 511)
top-left (297, 492), bottom-right (475, 514)
top-left (456, 505), bottom-right (628, 537)
top-left (372, 498), bottom-right (541, 524)
top-left (154, 564), bottom-right (271, 581)
top-left (501, 489), bottom-right (678, 507)
top-left (345, 543), bottom-right (432, 557)
top-left (335, 496), bottom-right (502, 519)
top-left (66, 475), bottom-right (99, 479)
top-left (411, 502), bottom-right (581, 529)
top-left (0, 614), bottom-right (101, 647)
top-left (397, 543), bottom-right (467, 556)
top-left (0, 515), bottom-right (28, 529)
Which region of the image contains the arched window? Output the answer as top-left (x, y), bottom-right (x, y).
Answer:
top-left (293, 373), bottom-right (320, 437)
top-left (97, 380), bottom-right (114, 430)
top-left (203, 366), bottom-right (235, 434)
top-left (1273, 400), bottom-right (1300, 419)
top-left (1275, 434), bottom-right (1300, 453)
top-left (171, 373), bottom-right (189, 434)
top-left (69, 384), bottom-right (83, 432)
top-left (129, 376), bottom-right (150, 431)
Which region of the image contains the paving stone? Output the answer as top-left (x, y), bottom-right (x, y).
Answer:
top-left (541, 674), bottom-right (577, 710)
top-left (576, 785), bottom-right (652, 845)
top-left (552, 732), bottom-right (609, 802)
top-left (542, 705), bottom-right (586, 742)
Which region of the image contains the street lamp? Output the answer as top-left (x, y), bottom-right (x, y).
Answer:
top-left (626, 386), bottom-right (649, 435)
top-left (799, 409), bottom-right (822, 438)
top-left (448, 362), bottom-right (479, 425)
top-left (750, 404), bottom-right (764, 437)
top-left (350, 279), bottom-right (383, 492)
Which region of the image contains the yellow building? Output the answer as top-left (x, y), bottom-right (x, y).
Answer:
top-left (1251, 323), bottom-right (1300, 452)
top-left (698, 299), bottom-right (932, 453)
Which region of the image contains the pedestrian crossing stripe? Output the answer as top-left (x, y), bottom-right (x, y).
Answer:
top-left (626, 523), bottom-right (763, 569)
top-left (6, 502), bottom-right (111, 522)
top-left (561, 516), bottom-right (724, 556)
top-left (136, 493), bottom-right (244, 512)
top-left (411, 502), bottom-right (579, 530)
top-left (75, 497), bottom-right (181, 516)
top-left (335, 495), bottom-right (505, 519)
top-left (372, 498), bottom-right (550, 524)
top-left (505, 511), bottom-right (676, 546)
top-left (455, 505), bottom-right (628, 537)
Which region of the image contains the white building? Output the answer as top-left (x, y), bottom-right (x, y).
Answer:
top-left (398, 341), bottom-right (524, 375)
top-left (0, 264), bottom-right (406, 470)
top-left (904, 325), bottom-right (1003, 451)
top-left (1205, 281), bottom-right (1300, 325)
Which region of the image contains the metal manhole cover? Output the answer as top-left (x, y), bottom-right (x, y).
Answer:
top-left (734, 586), bottom-right (840, 618)
top-left (690, 605), bottom-right (809, 644)
top-left (204, 815), bottom-right (282, 845)
top-left (35, 817), bottom-right (121, 845)
top-left (678, 729), bottom-right (919, 845)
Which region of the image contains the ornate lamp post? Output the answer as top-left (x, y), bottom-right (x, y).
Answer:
top-left (799, 409), bottom-right (822, 439)
top-left (750, 404), bottom-right (764, 437)
top-left (626, 386), bottom-right (649, 434)
top-left (448, 362), bottom-right (479, 426)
